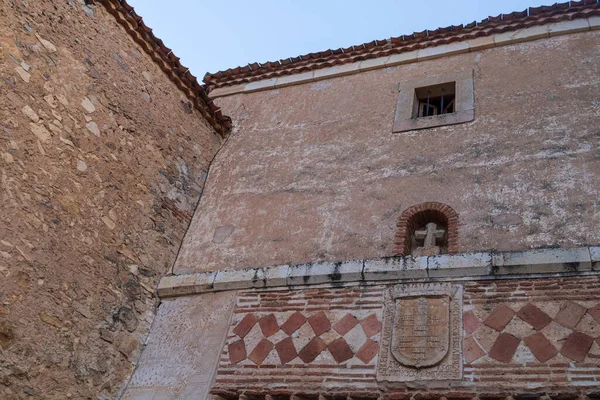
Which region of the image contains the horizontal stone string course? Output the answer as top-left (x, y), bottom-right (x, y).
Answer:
top-left (157, 246), bottom-right (600, 297)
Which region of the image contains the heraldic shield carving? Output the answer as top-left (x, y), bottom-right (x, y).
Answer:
top-left (377, 283), bottom-right (463, 382)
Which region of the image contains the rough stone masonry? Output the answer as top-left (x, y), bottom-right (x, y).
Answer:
top-left (0, 1), bottom-right (225, 398)
top-left (2, 1), bottom-right (600, 400)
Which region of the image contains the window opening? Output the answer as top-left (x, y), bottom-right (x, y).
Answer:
top-left (414, 82), bottom-right (456, 118)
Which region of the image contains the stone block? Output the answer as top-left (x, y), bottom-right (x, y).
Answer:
top-left (327, 337), bottom-right (353, 363)
top-left (333, 314), bottom-right (359, 335)
top-left (263, 264), bottom-right (289, 287)
top-left (516, 303), bottom-right (552, 330)
top-left (275, 337), bottom-right (297, 364)
top-left (523, 332), bottom-right (557, 363)
top-left (360, 313), bottom-right (382, 338)
top-left (494, 25), bottom-right (549, 46)
top-left (554, 301), bottom-right (587, 329)
top-left (463, 310), bottom-right (483, 335)
top-left (363, 256), bottom-right (427, 281)
top-left (587, 304), bottom-right (600, 325)
top-left (463, 335), bottom-right (486, 363)
top-left (548, 19), bottom-right (590, 36)
top-left (488, 332), bottom-right (521, 363)
top-left (244, 77), bottom-right (277, 92)
top-left (313, 62), bottom-right (360, 80)
top-left (298, 337), bottom-right (326, 363)
top-left (228, 339), bottom-right (247, 364)
top-left (589, 16), bottom-right (600, 30)
top-left (156, 272), bottom-right (216, 297)
top-left (590, 246), bottom-right (600, 271)
top-left (355, 338), bottom-right (379, 364)
top-left (384, 50), bottom-right (419, 67)
top-left (233, 314), bottom-right (258, 338)
top-left (417, 41), bottom-right (469, 61)
top-left (209, 83), bottom-right (246, 98)
top-left (275, 71), bottom-right (314, 88)
top-left (308, 311), bottom-right (331, 336)
top-left (468, 35), bottom-right (496, 51)
top-left (492, 247), bottom-right (592, 275)
top-left (286, 260), bottom-right (363, 286)
top-left (484, 304), bottom-right (515, 331)
top-left (560, 331), bottom-right (594, 363)
top-left (280, 311), bottom-right (307, 335)
top-left (123, 293), bottom-right (236, 399)
top-left (428, 252), bottom-right (492, 278)
top-left (213, 268), bottom-right (266, 291)
top-left (258, 314), bottom-right (279, 337)
top-left (358, 57), bottom-right (387, 71)
top-left (248, 338), bottom-right (274, 365)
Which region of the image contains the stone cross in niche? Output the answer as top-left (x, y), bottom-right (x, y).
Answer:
top-left (413, 222), bottom-right (445, 256)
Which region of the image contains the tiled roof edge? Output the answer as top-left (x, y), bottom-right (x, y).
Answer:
top-left (97, 0), bottom-right (232, 136)
top-left (203, 0), bottom-right (600, 90)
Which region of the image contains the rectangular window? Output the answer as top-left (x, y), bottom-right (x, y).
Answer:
top-left (414, 82), bottom-right (456, 118)
top-left (392, 71), bottom-right (474, 133)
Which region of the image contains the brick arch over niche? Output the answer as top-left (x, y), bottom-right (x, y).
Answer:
top-left (393, 202), bottom-right (459, 257)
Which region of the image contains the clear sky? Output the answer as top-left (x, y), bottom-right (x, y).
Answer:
top-left (127, 0), bottom-right (553, 80)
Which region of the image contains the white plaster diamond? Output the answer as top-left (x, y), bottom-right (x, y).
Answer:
top-left (242, 320), bottom-right (263, 355)
top-left (344, 322), bottom-right (368, 353)
top-left (290, 319), bottom-right (315, 351)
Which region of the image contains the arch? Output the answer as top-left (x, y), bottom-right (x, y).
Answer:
top-left (393, 202), bottom-right (459, 257)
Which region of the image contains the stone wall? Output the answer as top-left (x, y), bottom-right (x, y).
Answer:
top-left (0, 1), bottom-right (221, 398)
top-left (175, 29), bottom-right (600, 274)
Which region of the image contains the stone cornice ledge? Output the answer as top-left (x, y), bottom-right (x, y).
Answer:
top-left (157, 246), bottom-right (600, 298)
top-left (209, 16), bottom-right (600, 98)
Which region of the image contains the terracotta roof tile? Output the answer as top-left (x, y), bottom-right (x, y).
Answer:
top-left (203, 1), bottom-right (600, 90)
top-left (98, 0), bottom-right (231, 135)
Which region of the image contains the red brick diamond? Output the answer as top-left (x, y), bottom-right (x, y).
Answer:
top-left (555, 301), bottom-right (587, 329)
top-left (228, 339), bottom-right (247, 364)
top-left (560, 331), bottom-right (594, 363)
top-left (248, 338), bottom-right (274, 365)
top-left (488, 333), bottom-right (520, 363)
top-left (356, 338), bottom-right (379, 364)
top-left (233, 314), bottom-right (258, 338)
top-left (588, 304), bottom-right (600, 325)
top-left (328, 337), bottom-right (354, 363)
top-left (275, 337), bottom-right (297, 364)
top-left (308, 311), bottom-right (331, 336)
top-left (280, 311), bottom-right (307, 335)
top-left (463, 336), bottom-right (486, 363)
top-left (517, 303), bottom-right (552, 330)
top-left (298, 337), bottom-right (327, 363)
top-left (484, 304), bottom-right (515, 331)
top-left (463, 310), bottom-right (483, 335)
top-left (523, 332), bottom-right (557, 363)
top-left (259, 314), bottom-right (279, 337)
top-left (360, 314), bottom-right (382, 337)
top-left (333, 314), bottom-right (359, 336)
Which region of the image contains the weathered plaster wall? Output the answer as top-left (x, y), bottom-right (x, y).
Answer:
top-left (176, 30), bottom-right (600, 274)
top-left (122, 291), bottom-right (236, 400)
top-left (0, 1), bottom-right (221, 398)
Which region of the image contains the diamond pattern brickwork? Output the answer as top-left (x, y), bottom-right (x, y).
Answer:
top-left (464, 300), bottom-right (600, 365)
top-left (225, 309), bottom-right (383, 366)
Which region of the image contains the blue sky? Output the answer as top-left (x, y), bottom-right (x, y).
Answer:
top-left (127, 0), bottom-right (553, 80)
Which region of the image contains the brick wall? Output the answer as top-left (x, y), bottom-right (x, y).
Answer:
top-left (211, 276), bottom-right (600, 398)
top-left (0, 1), bottom-right (221, 398)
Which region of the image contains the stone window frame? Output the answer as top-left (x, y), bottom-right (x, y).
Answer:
top-left (393, 202), bottom-right (459, 257)
top-left (392, 71), bottom-right (475, 133)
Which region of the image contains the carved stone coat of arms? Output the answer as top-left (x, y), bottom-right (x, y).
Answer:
top-left (377, 283), bottom-right (463, 382)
